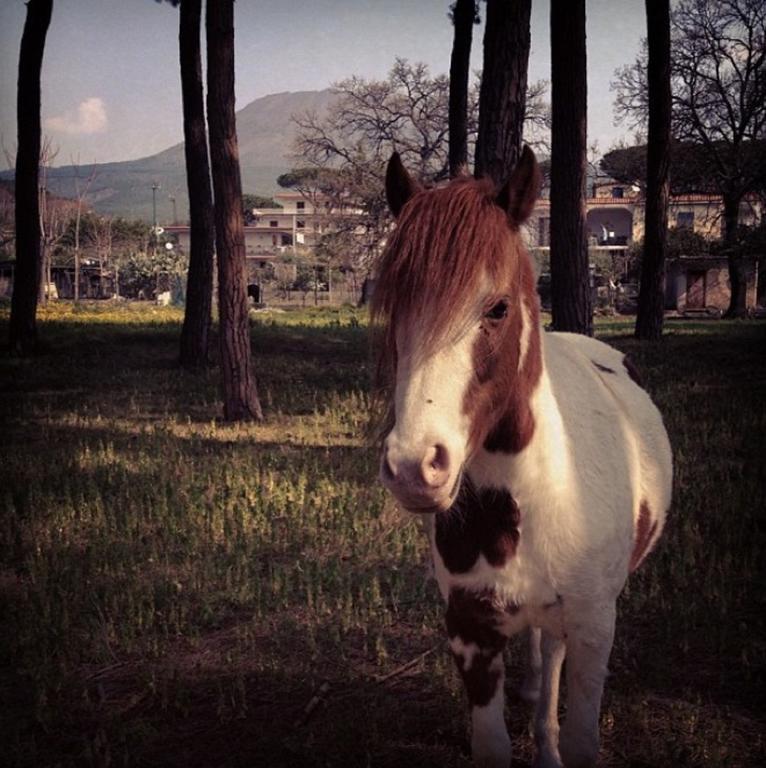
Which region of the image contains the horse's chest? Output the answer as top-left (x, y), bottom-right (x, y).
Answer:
top-left (430, 482), bottom-right (559, 625)
top-left (434, 486), bottom-right (521, 574)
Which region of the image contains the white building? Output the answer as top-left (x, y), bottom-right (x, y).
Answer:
top-left (165, 190), bottom-right (362, 258)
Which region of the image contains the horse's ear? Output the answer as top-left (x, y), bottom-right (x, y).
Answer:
top-left (386, 152), bottom-right (421, 218)
top-left (495, 145), bottom-right (541, 228)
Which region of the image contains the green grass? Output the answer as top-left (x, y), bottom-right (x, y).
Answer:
top-left (1, 303), bottom-right (764, 767)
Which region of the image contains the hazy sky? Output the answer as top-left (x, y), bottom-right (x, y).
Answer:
top-left (0, 0), bottom-right (646, 167)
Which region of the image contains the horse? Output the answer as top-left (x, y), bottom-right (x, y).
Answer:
top-left (372, 147), bottom-right (672, 768)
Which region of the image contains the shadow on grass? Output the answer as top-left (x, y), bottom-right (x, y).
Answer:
top-left (0, 319), bottom-right (372, 422)
top-left (5, 662), bottom-right (475, 768)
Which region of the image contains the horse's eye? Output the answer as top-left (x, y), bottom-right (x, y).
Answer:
top-left (485, 300), bottom-right (508, 321)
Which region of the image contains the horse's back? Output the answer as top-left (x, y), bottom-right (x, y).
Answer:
top-left (542, 331), bottom-right (672, 569)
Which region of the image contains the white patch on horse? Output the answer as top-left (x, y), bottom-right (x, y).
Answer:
top-left (383, 318), bottom-right (480, 509)
top-left (449, 635), bottom-right (480, 672)
top-left (517, 297), bottom-right (532, 373)
top-left (471, 654), bottom-right (511, 768)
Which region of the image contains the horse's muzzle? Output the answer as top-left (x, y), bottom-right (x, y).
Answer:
top-left (380, 443), bottom-right (461, 513)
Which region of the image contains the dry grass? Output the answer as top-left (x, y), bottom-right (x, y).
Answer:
top-left (0, 302), bottom-right (764, 767)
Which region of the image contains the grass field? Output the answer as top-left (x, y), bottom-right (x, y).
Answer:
top-left (1, 302), bottom-right (764, 768)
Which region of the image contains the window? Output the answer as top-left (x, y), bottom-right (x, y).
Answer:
top-left (296, 201), bottom-right (305, 210)
top-left (677, 211), bottom-right (694, 229)
top-left (296, 219), bottom-right (306, 229)
top-left (611, 186), bottom-right (624, 199)
top-left (269, 220), bottom-right (278, 228)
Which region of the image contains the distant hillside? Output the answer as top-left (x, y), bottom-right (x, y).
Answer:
top-left (2, 90), bottom-right (336, 222)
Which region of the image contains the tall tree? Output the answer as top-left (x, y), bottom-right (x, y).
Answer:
top-left (613, 0), bottom-right (766, 317)
top-left (635, 0), bottom-right (672, 340)
top-left (474, 0), bottom-right (532, 186)
top-left (9, 0), bottom-right (53, 355)
top-left (291, 59), bottom-right (549, 273)
top-left (37, 137), bottom-right (62, 304)
top-left (550, 0), bottom-right (592, 335)
top-left (178, 0), bottom-right (215, 368)
top-left (448, 0), bottom-right (478, 178)
top-left (293, 61), bottom-right (458, 273)
top-left (71, 158), bottom-right (97, 304)
top-left (206, 0), bottom-right (263, 420)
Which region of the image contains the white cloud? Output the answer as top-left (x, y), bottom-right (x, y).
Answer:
top-left (45, 97), bottom-right (108, 135)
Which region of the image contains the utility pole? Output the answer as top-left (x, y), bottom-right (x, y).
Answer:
top-left (151, 182), bottom-right (161, 299)
top-left (152, 183), bottom-right (159, 228)
top-left (151, 182), bottom-right (160, 257)
top-left (169, 194), bottom-right (177, 224)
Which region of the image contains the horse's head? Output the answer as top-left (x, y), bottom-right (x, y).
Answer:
top-left (373, 148), bottom-right (542, 513)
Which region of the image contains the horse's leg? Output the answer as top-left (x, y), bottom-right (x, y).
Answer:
top-left (520, 626), bottom-right (543, 702)
top-left (558, 601), bottom-right (617, 768)
top-left (532, 631), bottom-right (567, 768)
top-left (467, 648), bottom-right (510, 768)
top-left (446, 591), bottom-right (510, 768)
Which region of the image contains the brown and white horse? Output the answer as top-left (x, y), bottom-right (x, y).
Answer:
top-left (373, 147), bottom-right (672, 768)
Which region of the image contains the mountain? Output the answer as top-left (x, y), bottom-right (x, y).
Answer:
top-left (9, 89), bottom-right (337, 222)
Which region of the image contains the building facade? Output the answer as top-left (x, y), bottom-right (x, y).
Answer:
top-left (526, 180), bottom-right (763, 313)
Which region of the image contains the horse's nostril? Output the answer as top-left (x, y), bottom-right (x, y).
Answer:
top-left (422, 444), bottom-right (450, 488)
top-left (431, 444), bottom-right (449, 472)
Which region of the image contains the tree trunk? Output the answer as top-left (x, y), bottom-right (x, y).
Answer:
top-left (206, 0), bottom-right (263, 421)
top-left (635, 0), bottom-right (671, 341)
top-left (474, 0), bottom-right (531, 186)
top-left (449, 0), bottom-right (475, 178)
top-left (179, 0), bottom-right (215, 368)
top-left (9, 0), bottom-right (53, 355)
top-left (723, 193), bottom-right (747, 317)
top-left (549, 0), bottom-right (591, 335)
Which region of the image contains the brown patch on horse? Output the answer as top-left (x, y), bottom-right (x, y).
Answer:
top-left (463, 253), bottom-right (543, 455)
top-left (446, 588), bottom-right (507, 707)
top-left (593, 361), bottom-right (616, 374)
top-left (435, 478), bottom-right (521, 574)
top-left (630, 500), bottom-right (658, 572)
top-left (623, 355), bottom-right (644, 388)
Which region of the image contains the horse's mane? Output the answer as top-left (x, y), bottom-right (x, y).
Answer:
top-left (370, 176), bottom-right (527, 439)
top-left (372, 177), bottom-right (520, 344)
